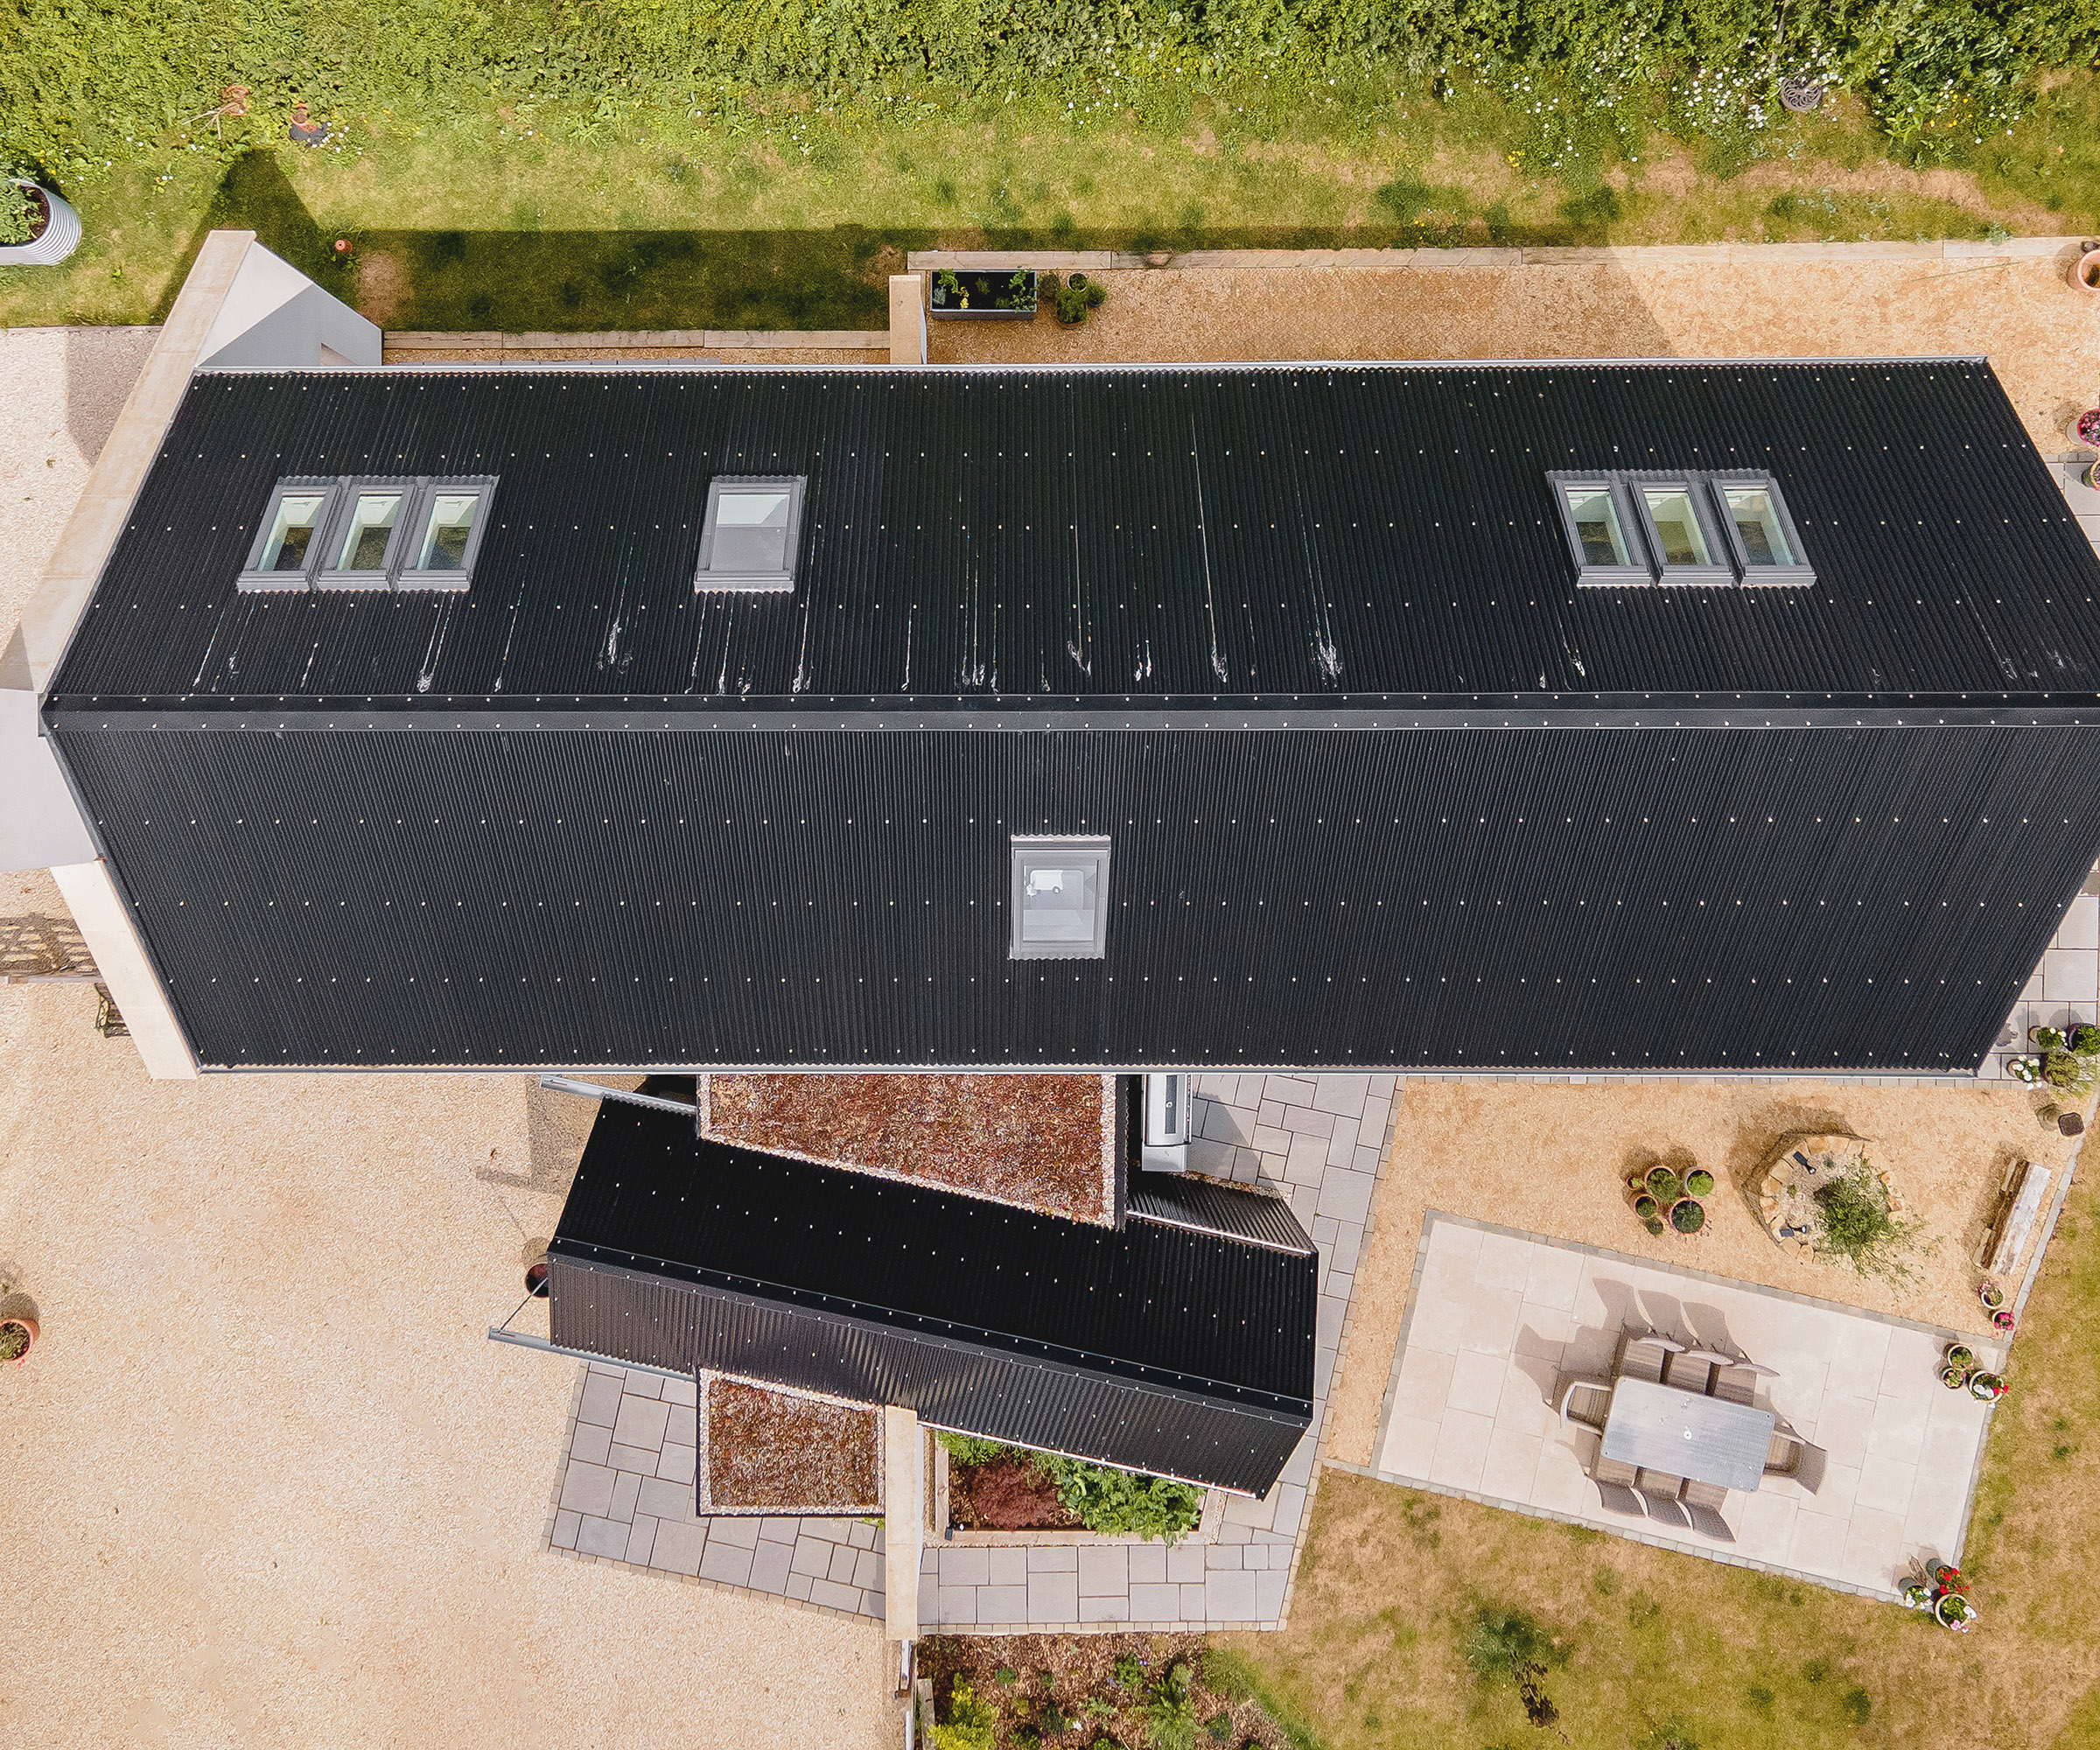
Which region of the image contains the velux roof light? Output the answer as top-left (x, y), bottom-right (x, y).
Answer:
top-left (239, 475), bottom-right (496, 594)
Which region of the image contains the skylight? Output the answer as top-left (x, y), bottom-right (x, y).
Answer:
top-left (1550, 472), bottom-right (1813, 588)
top-left (1011, 836), bottom-right (1111, 960)
top-left (238, 475), bottom-right (498, 594)
top-left (695, 476), bottom-right (805, 592)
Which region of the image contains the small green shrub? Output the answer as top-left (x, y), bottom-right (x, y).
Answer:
top-left (932, 1681), bottom-right (998, 1750)
top-left (936, 1431), bottom-right (1016, 1467)
top-left (1037, 1452), bottom-right (1204, 1542)
top-left (1685, 1169), bottom-right (1714, 1197)
top-left (2073, 1025), bottom-right (2100, 1055)
top-left (1670, 1198), bottom-right (1706, 1235)
top-left (1114, 1655), bottom-right (1145, 1690)
top-left (1143, 1663), bottom-right (1198, 1750)
top-left (0, 181), bottom-right (38, 246)
top-left (2044, 1048), bottom-right (2096, 1095)
top-left (1813, 1169), bottom-right (1930, 1283)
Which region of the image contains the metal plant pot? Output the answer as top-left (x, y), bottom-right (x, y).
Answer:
top-left (0, 180), bottom-right (81, 266)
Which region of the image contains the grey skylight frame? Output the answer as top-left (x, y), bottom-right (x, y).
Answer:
top-left (1711, 470), bottom-right (1816, 587)
top-left (315, 476), bottom-right (420, 592)
top-left (1549, 468), bottom-right (1815, 588)
top-left (236, 476), bottom-right (344, 592)
top-left (694, 474), bottom-right (807, 592)
top-left (1547, 472), bottom-right (1651, 587)
top-left (396, 474), bottom-right (500, 593)
top-left (1625, 472), bottom-right (1735, 586)
top-left (1009, 834), bottom-right (1112, 961)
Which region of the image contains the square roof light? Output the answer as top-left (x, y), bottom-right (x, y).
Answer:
top-left (1011, 835), bottom-right (1112, 960)
top-left (238, 479), bottom-right (341, 592)
top-left (696, 475), bottom-right (805, 592)
top-left (317, 479), bottom-right (416, 591)
top-left (398, 478), bottom-right (497, 592)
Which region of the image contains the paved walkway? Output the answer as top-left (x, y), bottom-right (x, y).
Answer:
top-left (536, 1070), bottom-right (1395, 1632)
top-left (1371, 1214), bottom-right (2004, 1600)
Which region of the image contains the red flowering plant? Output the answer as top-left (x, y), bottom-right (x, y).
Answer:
top-left (1932, 1563), bottom-right (1970, 1596)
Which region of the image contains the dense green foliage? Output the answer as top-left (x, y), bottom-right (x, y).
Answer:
top-left (936, 1430), bottom-right (1205, 1541)
top-left (1813, 1166), bottom-right (1929, 1282)
top-left (931, 1679), bottom-right (998, 1750)
top-left (6, 0), bottom-right (2099, 182)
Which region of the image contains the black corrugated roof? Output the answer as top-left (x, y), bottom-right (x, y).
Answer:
top-left (52, 360), bottom-right (2100, 705)
top-left (550, 1090), bottom-right (1315, 1415)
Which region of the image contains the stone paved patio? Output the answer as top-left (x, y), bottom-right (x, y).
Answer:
top-left (544, 1361), bottom-right (887, 1619)
top-left (535, 1071), bottom-right (1393, 1632)
top-left (1371, 1214), bottom-right (2006, 1600)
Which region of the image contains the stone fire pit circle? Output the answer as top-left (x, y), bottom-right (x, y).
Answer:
top-left (1757, 1131), bottom-right (1904, 1257)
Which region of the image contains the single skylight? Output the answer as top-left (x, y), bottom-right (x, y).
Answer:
top-left (696, 475), bottom-right (805, 592)
top-left (318, 485), bottom-right (410, 588)
top-left (398, 477), bottom-right (497, 592)
top-left (1012, 836), bottom-right (1111, 960)
top-left (239, 479), bottom-right (341, 592)
top-left (1637, 483), bottom-right (1732, 584)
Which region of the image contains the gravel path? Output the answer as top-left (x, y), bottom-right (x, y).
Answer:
top-left (0, 328), bottom-right (897, 1748)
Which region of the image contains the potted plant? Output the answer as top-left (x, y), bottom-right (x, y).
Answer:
top-left (2075, 407), bottom-right (2100, 450)
top-left (1939, 1362), bottom-right (1970, 1390)
top-left (1931, 1562), bottom-right (1966, 1592)
top-left (1945, 1343), bottom-right (1976, 1371)
top-left (1936, 1591), bottom-right (1977, 1629)
top-left (1978, 1280), bottom-right (2006, 1312)
top-left (2074, 242), bottom-right (2100, 294)
top-left (2009, 1055), bottom-right (2043, 1085)
top-left (1969, 1370), bottom-right (2007, 1402)
top-left (1900, 1576), bottom-right (1934, 1610)
top-left (1633, 1194), bottom-right (1658, 1222)
top-left (0, 1308), bottom-right (35, 1367)
top-left (1669, 1197), bottom-right (1705, 1236)
top-left (1645, 1166), bottom-right (1683, 1204)
top-left (2031, 1025), bottom-right (2066, 1051)
top-left (0, 174), bottom-right (81, 266)
top-left (1054, 273), bottom-right (1107, 326)
top-left (1992, 1308), bottom-right (2016, 1333)
top-left (2072, 1024), bottom-right (2100, 1055)
top-left (1684, 1168), bottom-right (1714, 1197)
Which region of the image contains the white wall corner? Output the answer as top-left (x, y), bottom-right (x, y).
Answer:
top-left (48, 861), bottom-right (199, 1080)
top-left (199, 241), bottom-right (381, 369)
top-left (0, 685), bottom-right (94, 871)
top-left (882, 1405), bottom-right (924, 1642)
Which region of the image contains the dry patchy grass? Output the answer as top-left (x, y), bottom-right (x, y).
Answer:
top-left (1223, 1164), bottom-right (2100, 1749)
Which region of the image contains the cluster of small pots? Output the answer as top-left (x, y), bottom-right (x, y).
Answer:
top-left (1941, 1343), bottom-right (2006, 1401)
top-left (1900, 1562), bottom-right (1978, 1630)
top-left (1978, 1278), bottom-right (2016, 1334)
top-left (1628, 1163), bottom-right (1712, 1238)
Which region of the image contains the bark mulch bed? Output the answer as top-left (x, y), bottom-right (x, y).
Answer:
top-left (705, 1073), bottom-right (1115, 1224)
top-left (922, 1633), bottom-right (1288, 1750)
top-left (949, 1452), bottom-right (1083, 1531)
top-left (703, 1377), bottom-right (880, 1514)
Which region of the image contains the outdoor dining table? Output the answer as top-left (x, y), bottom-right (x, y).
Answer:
top-left (1599, 1376), bottom-right (1777, 1493)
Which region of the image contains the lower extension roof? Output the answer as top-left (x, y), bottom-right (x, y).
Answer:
top-left (549, 1088), bottom-right (1316, 1493)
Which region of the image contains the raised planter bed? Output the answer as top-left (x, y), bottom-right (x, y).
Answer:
top-left (928, 267), bottom-right (1040, 320)
top-left (697, 1373), bottom-right (882, 1516)
top-left (0, 179), bottom-right (82, 267)
top-left (703, 1071), bottom-right (1117, 1223)
top-left (930, 1436), bottom-right (1225, 1545)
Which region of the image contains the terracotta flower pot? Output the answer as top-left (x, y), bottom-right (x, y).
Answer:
top-left (0, 1314), bottom-right (37, 1365)
top-left (2074, 246), bottom-right (2100, 293)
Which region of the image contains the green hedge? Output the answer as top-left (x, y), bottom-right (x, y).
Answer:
top-left (6, 0), bottom-right (2100, 179)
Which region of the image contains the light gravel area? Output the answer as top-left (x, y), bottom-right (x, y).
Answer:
top-left (0, 331), bottom-right (895, 1748)
top-left (931, 256), bottom-right (2100, 456)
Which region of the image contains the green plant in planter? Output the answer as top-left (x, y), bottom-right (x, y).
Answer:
top-left (933, 269), bottom-right (962, 303)
top-left (1054, 277), bottom-right (1108, 325)
top-left (931, 1681), bottom-right (998, 1750)
top-left (1644, 1166), bottom-right (1683, 1204)
top-left (1643, 1217), bottom-right (1665, 1236)
top-left (1633, 1194), bottom-right (1658, 1221)
top-left (0, 181), bottom-right (39, 246)
top-left (2044, 1048), bottom-right (2097, 1096)
top-left (2031, 1025), bottom-right (2067, 1051)
top-left (1685, 1169), bottom-right (1714, 1197)
top-left (1670, 1198), bottom-right (1706, 1235)
top-left (2074, 1024), bottom-right (2100, 1055)
top-left (1814, 1166), bottom-right (1931, 1283)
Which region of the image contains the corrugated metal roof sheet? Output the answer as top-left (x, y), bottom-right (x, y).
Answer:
top-left (51, 360), bottom-right (2100, 705)
top-left (551, 1092), bottom-right (1315, 1413)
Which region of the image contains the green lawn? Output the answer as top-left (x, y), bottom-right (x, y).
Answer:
top-left (1216, 1159), bottom-right (2100, 1750)
top-left (4, 72), bottom-right (2099, 334)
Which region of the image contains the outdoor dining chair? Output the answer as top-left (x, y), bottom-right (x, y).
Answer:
top-left (1712, 1366), bottom-right (1759, 1404)
top-left (1662, 1350), bottom-right (1715, 1393)
top-left (1556, 1376), bottom-right (1614, 1433)
top-left (1681, 1478), bottom-right (1736, 1543)
top-left (1592, 1455), bottom-right (1645, 1518)
top-left (1615, 1329), bottom-right (1684, 1384)
top-left (1634, 1470), bottom-right (1693, 1529)
top-left (1765, 1430), bottom-right (1806, 1479)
